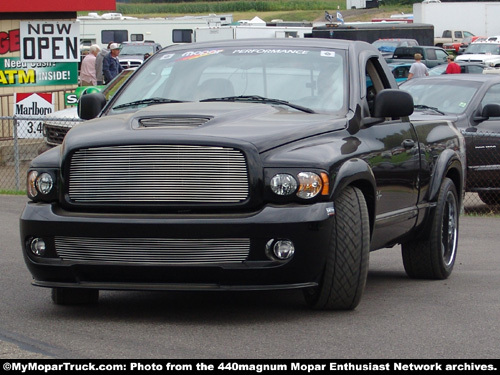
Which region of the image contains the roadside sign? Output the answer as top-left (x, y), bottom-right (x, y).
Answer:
top-left (13, 93), bottom-right (54, 138)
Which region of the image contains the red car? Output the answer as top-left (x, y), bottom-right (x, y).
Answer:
top-left (444, 36), bottom-right (486, 53)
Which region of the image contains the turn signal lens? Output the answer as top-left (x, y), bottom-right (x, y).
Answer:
top-left (27, 171), bottom-right (39, 198)
top-left (297, 172), bottom-right (322, 199)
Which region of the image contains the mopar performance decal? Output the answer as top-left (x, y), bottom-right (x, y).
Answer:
top-left (178, 49), bottom-right (223, 61)
top-left (232, 49), bottom-right (309, 54)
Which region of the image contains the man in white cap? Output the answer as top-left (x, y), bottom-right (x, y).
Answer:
top-left (102, 43), bottom-right (123, 84)
top-left (79, 44), bottom-right (101, 86)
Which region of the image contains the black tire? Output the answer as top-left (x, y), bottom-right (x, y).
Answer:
top-left (402, 178), bottom-right (459, 279)
top-left (303, 186), bottom-right (370, 310)
top-left (51, 288), bottom-right (99, 305)
top-left (478, 191), bottom-right (500, 206)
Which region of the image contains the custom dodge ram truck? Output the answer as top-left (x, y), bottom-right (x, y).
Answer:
top-left (20, 39), bottom-right (466, 310)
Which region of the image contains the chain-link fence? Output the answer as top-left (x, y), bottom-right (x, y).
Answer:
top-left (1, 114), bottom-right (499, 215)
top-left (0, 115), bottom-right (82, 191)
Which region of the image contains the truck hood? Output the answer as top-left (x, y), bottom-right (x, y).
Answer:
top-left (64, 102), bottom-right (346, 153)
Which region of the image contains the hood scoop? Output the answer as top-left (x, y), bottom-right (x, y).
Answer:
top-left (138, 116), bottom-right (213, 128)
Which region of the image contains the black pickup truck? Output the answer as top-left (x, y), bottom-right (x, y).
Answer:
top-left (20, 39), bottom-right (466, 310)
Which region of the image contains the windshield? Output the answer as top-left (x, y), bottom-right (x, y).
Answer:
top-left (102, 69), bottom-right (134, 99)
top-left (401, 80), bottom-right (481, 115)
top-left (463, 43), bottom-right (500, 55)
top-left (120, 45), bottom-right (156, 56)
top-left (110, 46), bottom-right (346, 114)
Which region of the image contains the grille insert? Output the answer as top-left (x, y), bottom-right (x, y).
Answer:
top-left (68, 145), bottom-right (249, 203)
top-left (139, 116), bottom-right (212, 128)
top-left (55, 237), bottom-right (250, 264)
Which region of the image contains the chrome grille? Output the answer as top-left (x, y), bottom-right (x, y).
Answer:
top-left (68, 145), bottom-right (249, 203)
top-left (55, 237), bottom-right (250, 264)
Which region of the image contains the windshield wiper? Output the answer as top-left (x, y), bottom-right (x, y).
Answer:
top-left (200, 95), bottom-right (315, 113)
top-left (113, 97), bottom-right (185, 110)
top-left (414, 104), bottom-right (445, 115)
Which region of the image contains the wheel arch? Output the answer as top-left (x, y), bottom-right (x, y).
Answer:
top-left (330, 158), bottom-right (376, 236)
top-left (427, 149), bottom-right (465, 207)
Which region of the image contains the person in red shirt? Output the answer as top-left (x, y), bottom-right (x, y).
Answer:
top-left (445, 55), bottom-right (461, 74)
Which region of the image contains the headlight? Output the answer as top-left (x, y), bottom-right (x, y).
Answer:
top-left (26, 170), bottom-right (57, 201)
top-left (269, 171), bottom-right (329, 200)
top-left (297, 172), bottom-right (323, 199)
top-left (36, 173), bottom-right (54, 194)
top-left (270, 174), bottom-right (298, 196)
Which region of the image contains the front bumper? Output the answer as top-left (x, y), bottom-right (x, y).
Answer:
top-left (20, 202), bottom-right (335, 291)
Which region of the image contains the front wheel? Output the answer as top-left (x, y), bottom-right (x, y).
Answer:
top-left (402, 178), bottom-right (459, 279)
top-left (303, 186), bottom-right (370, 310)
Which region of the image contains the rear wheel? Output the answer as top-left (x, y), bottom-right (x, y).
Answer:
top-left (402, 178), bottom-right (459, 279)
top-left (303, 186), bottom-right (370, 310)
top-left (51, 288), bottom-right (99, 305)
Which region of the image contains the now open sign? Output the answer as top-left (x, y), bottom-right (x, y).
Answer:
top-left (20, 21), bottom-right (79, 63)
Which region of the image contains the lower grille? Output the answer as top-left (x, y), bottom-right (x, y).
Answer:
top-left (55, 237), bottom-right (250, 264)
top-left (68, 145), bottom-right (249, 203)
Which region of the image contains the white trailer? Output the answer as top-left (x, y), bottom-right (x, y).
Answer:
top-left (193, 19), bottom-right (313, 43)
top-left (413, 2), bottom-right (500, 38)
top-left (78, 14), bottom-right (234, 49)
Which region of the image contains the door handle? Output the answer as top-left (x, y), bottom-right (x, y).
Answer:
top-left (402, 139), bottom-right (415, 149)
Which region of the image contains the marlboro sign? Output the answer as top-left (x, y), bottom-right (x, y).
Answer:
top-left (14, 92), bottom-right (54, 138)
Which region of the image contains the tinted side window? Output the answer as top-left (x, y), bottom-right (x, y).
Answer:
top-left (102, 30), bottom-right (128, 44)
top-left (435, 50), bottom-right (448, 61)
top-left (173, 29), bottom-right (193, 43)
top-left (426, 49), bottom-right (437, 60)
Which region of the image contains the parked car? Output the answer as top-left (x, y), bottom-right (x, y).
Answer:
top-left (444, 35), bottom-right (486, 54)
top-left (400, 75), bottom-right (500, 206)
top-left (428, 62), bottom-right (486, 75)
top-left (22, 39), bottom-right (465, 309)
top-left (388, 62), bottom-right (412, 83)
top-left (43, 69), bottom-right (135, 146)
top-left (372, 38), bottom-right (418, 59)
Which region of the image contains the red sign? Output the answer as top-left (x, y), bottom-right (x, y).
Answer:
top-left (2, 0), bottom-right (116, 13)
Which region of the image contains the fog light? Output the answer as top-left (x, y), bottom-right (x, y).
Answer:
top-left (30, 238), bottom-right (46, 256)
top-left (266, 239), bottom-right (295, 260)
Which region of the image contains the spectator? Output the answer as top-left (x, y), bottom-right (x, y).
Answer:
top-left (407, 53), bottom-right (429, 80)
top-left (95, 42), bottom-right (113, 85)
top-left (79, 44), bottom-right (100, 86)
top-left (102, 43), bottom-right (123, 84)
top-left (445, 55), bottom-right (461, 74)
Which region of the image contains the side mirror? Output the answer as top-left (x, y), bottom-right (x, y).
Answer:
top-left (473, 103), bottom-right (500, 122)
top-left (482, 103), bottom-right (500, 118)
top-left (78, 92), bottom-right (107, 120)
top-left (373, 89), bottom-right (414, 118)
